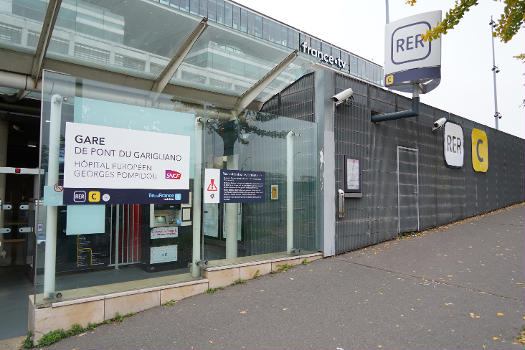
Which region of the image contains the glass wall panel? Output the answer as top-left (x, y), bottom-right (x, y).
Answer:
top-left (358, 58), bottom-right (365, 78)
top-left (35, 70), bottom-right (198, 306)
top-left (199, 0), bottom-right (207, 16)
top-left (35, 70), bottom-right (319, 306)
top-left (216, 0), bottom-right (224, 24)
top-left (0, 0), bottom-right (47, 54)
top-left (232, 4), bottom-right (239, 30)
top-left (287, 28), bottom-right (299, 50)
top-left (262, 17), bottom-right (270, 41)
top-left (180, 0), bottom-right (189, 12)
top-left (46, 0), bottom-right (207, 79)
top-left (224, 1), bottom-right (232, 27)
top-left (172, 20), bottom-right (304, 97)
top-left (208, 0), bottom-right (216, 21)
top-left (190, 0), bottom-right (198, 14)
top-left (240, 8), bottom-right (247, 33)
top-left (201, 113), bottom-right (318, 266)
top-left (349, 54), bottom-right (358, 76)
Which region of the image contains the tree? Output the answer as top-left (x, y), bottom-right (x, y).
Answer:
top-left (407, 0), bottom-right (525, 58)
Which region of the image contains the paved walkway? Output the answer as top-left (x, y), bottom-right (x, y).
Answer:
top-left (43, 204), bottom-right (524, 350)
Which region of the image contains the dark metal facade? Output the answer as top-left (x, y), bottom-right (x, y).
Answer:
top-left (264, 71), bottom-right (525, 255)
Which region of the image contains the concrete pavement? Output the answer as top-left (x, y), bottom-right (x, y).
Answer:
top-left (42, 204), bottom-right (525, 350)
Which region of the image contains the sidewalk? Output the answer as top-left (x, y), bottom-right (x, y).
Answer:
top-left (41, 204), bottom-right (524, 350)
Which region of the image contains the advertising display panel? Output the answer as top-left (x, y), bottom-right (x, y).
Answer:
top-left (63, 122), bottom-right (190, 204)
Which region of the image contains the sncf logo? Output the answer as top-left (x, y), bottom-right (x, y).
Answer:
top-left (165, 170), bottom-right (181, 179)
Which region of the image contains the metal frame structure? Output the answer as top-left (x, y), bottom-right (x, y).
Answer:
top-left (232, 50), bottom-right (298, 118)
top-left (151, 18), bottom-right (209, 94)
top-left (30, 0), bottom-right (62, 85)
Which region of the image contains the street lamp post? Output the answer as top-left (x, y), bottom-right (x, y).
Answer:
top-left (489, 16), bottom-right (501, 130)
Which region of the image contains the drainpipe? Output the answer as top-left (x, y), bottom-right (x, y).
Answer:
top-left (225, 154), bottom-right (239, 259)
top-left (192, 117), bottom-right (203, 277)
top-left (286, 131), bottom-right (295, 254)
top-left (43, 94), bottom-right (62, 298)
top-left (371, 85), bottom-right (419, 123)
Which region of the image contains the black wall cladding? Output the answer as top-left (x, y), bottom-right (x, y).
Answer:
top-left (262, 72), bottom-right (525, 255)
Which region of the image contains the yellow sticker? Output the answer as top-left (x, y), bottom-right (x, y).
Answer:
top-left (471, 128), bottom-right (488, 172)
top-left (88, 191), bottom-right (100, 202)
top-left (385, 75), bottom-right (394, 85)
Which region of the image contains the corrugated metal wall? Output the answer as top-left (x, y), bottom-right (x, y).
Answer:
top-left (333, 73), bottom-right (525, 254)
top-left (263, 71), bottom-right (525, 256)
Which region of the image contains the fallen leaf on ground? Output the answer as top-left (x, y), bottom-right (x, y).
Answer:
top-left (497, 313), bottom-right (503, 316)
top-left (282, 308), bottom-right (288, 311)
top-left (493, 337), bottom-right (499, 341)
top-left (444, 302), bottom-right (453, 306)
top-left (240, 310), bottom-right (247, 314)
top-left (289, 277), bottom-right (294, 280)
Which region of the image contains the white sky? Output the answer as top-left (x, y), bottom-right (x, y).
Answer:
top-left (236, 0), bottom-right (525, 139)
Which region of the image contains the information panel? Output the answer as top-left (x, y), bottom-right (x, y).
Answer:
top-left (203, 169), bottom-right (265, 203)
top-left (344, 156), bottom-right (361, 193)
top-left (63, 123), bottom-right (190, 204)
top-left (221, 170), bottom-right (265, 203)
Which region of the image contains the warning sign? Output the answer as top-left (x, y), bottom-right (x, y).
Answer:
top-left (204, 169), bottom-right (221, 203)
top-left (271, 185), bottom-right (278, 200)
top-left (207, 179), bottom-right (218, 191)
top-left (203, 168), bottom-right (266, 203)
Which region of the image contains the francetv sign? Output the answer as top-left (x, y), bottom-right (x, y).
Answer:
top-left (384, 10), bottom-right (441, 93)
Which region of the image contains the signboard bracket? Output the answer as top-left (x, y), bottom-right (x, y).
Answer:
top-left (371, 84), bottom-right (419, 123)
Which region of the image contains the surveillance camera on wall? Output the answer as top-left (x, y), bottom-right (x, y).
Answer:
top-left (432, 117), bottom-right (447, 131)
top-left (332, 88), bottom-right (354, 106)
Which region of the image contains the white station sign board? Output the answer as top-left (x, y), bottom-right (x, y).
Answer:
top-left (63, 122), bottom-right (190, 204)
top-left (443, 122), bottom-right (464, 168)
top-left (384, 10), bottom-right (442, 93)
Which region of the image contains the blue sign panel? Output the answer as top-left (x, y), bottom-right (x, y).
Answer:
top-left (63, 188), bottom-right (189, 205)
top-left (220, 170), bottom-right (265, 203)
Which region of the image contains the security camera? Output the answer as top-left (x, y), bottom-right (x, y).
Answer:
top-left (432, 117), bottom-right (447, 131)
top-left (332, 88), bottom-right (354, 106)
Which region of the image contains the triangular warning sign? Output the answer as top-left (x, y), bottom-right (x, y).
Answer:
top-left (207, 179), bottom-right (218, 191)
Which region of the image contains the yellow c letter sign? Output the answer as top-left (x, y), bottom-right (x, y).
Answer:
top-left (385, 75), bottom-right (394, 86)
top-left (471, 128), bottom-right (488, 172)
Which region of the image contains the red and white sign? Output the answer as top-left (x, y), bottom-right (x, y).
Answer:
top-left (151, 226), bottom-right (179, 239)
top-left (204, 168), bottom-right (221, 203)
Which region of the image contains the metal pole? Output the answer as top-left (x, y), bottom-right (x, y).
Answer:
top-left (286, 131), bottom-right (295, 254)
top-left (43, 94), bottom-right (62, 298)
top-left (490, 16), bottom-right (500, 130)
top-left (115, 204), bottom-right (119, 269)
top-left (225, 154), bottom-right (239, 259)
top-left (385, 0), bottom-right (390, 24)
top-left (192, 118), bottom-right (203, 277)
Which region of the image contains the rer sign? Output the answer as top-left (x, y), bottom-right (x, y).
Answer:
top-left (443, 122), bottom-right (464, 168)
top-left (384, 11), bottom-right (442, 93)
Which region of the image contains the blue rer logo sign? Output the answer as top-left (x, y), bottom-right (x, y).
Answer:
top-left (391, 21), bottom-right (431, 65)
top-left (383, 11), bottom-right (442, 91)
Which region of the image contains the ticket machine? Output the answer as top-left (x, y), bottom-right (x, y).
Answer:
top-left (141, 197), bottom-right (193, 272)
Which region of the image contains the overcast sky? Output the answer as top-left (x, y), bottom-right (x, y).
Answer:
top-left (236, 0), bottom-right (525, 139)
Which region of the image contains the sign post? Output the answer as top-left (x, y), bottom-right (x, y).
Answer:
top-left (384, 10), bottom-right (442, 94)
